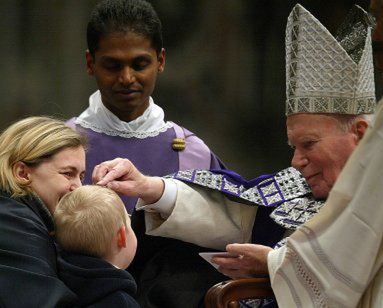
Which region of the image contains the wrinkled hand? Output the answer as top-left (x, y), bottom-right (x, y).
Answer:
top-left (92, 158), bottom-right (164, 204)
top-left (212, 243), bottom-right (273, 279)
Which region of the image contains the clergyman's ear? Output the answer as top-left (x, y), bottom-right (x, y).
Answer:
top-left (85, 50), bottom-right (95, 76)
top-left (353, 119), bottom-right (369, 143)
top-left (157, 48), bottom-right (166, 73)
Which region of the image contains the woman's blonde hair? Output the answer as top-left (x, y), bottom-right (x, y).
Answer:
top-left (0, 116), bottom-right (87, 197)
top-left (54, 185), bottom-right (129, 258)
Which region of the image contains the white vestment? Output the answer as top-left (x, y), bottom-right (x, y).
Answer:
top-left (143, 180), bottom-right (257, 250)
top-left (138, 168), bottom-right (314, 250)
top-left (268, 100), bottom-right (383, 308)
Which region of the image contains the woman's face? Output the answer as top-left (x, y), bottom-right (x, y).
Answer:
top-left (27, 146), bottom-right (86, 214)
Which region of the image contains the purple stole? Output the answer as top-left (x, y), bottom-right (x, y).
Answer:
top-left (167, 168), bottom-right (324, 247)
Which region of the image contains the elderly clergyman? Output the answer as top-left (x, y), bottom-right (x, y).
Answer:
top-left (89, 2), bottom-right (378, 266)
top-left (267, 1), bottom-right (383, 307)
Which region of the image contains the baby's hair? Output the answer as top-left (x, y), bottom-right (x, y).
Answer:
top-left (54, 185), bottom-right (128, 258)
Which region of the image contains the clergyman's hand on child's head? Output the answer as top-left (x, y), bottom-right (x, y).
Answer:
top-left (92, 158), bottom-right (164, 204)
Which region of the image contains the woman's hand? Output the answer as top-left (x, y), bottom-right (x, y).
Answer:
top-left (92, 158), bottom-right (164, 204)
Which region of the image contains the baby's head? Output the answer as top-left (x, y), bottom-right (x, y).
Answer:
top-left (54, 185), bottom-right (137, 269)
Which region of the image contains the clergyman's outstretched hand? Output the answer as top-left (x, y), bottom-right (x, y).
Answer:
top-left (92, 158), bottom-right (164, 204)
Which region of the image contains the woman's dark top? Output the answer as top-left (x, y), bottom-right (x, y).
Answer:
top-left (0, 191), bottom-right (76, 308)
top-left (58, 251), bottom-right (140, 307)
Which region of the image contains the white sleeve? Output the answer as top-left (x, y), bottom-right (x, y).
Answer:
top-left (267, 245), bottom-right (287, 280)
top-left (136, 178), bottom-right (177, 219)
top-left (140, 179), bottom-right (257, 250)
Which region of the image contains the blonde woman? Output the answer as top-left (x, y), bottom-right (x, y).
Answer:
top-left (0, 116), bottom-right (86, 307)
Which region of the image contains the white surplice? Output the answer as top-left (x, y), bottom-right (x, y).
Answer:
top-left (142, 180), bottom-right (257, 250)
top-left (268, 99), bottom-right (383, 308)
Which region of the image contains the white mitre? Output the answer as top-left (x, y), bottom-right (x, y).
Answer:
top-left (285, 4), bottom-right (376, 115)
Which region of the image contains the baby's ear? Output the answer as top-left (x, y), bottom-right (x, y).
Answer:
top-left (117, 226), bottom-right (127, 248)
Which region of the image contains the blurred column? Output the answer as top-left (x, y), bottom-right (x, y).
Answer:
top-left (0, 0), bottom-right (24, 127)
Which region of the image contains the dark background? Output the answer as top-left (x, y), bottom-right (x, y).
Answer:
top-left (0, 0), bottom-right (380, 178)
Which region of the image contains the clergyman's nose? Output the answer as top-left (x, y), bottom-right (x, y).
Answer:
top-left (119, 67), bottom-right (134, 85)
top-left (291, 149), bottom-right (308, 171)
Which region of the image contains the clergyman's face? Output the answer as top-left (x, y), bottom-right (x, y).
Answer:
top-left (287, 114), bottom-right (358, 199)
top-left (86, 31), bottom-right (165, 122)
